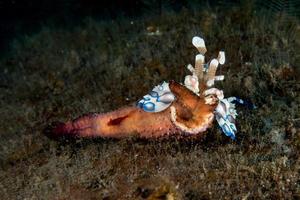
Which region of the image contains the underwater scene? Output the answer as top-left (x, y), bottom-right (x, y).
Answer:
top-left (0, 0), bottom-right (299, 199)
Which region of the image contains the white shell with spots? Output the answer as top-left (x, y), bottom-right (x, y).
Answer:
top-left (137, 82), bottom-right (175, 112)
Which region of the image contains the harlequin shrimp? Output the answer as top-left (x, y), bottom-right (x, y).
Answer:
top-left (49, 36), bottom-right (254, 140)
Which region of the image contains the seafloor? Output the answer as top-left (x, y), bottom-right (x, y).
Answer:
top-left (0, 4), bottom-right (299, 200)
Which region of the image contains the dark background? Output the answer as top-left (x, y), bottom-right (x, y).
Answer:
top-left (0, 0), bottom-right (299, 54)
top-left (0, 0), bottom-right (191, 53)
